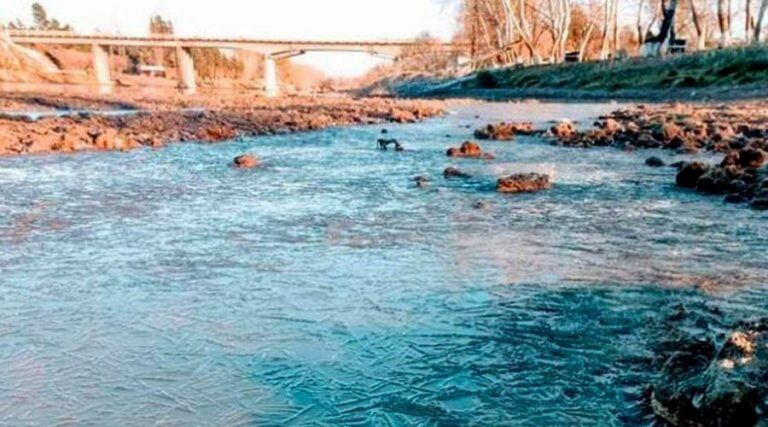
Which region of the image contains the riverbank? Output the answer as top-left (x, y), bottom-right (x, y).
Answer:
top-left (380, 46), bottom-right (768, 102)
top-left (466, 100), bottom-right (767, 210)
top-left (0, 90), bottom-right (443, 156)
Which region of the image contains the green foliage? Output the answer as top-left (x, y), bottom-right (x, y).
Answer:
top-left (469, 47), bottom-right (768, 91)
top-left (30, 2), bottom-right (72, 31)
top-left (476, 70), bottom-right (498, 88)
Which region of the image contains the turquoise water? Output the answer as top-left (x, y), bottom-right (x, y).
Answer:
top-left (1, 102), bottom-right (767, 425)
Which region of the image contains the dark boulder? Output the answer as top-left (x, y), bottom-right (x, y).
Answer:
top-left (645, 156), bottom-right (665, 167)
top-left (737, 147), bottom-right (767, 169)
top-left (443, 167), bottom-right (470, 179)
top-left (721, 151), bottom-right (740, 167)
top-left (695, 169), bottom-right (733, 194)
top-left (378, 138), bottom-right (404, 151)
top-left (676, 162), bottom-right (711, 188)
top-left (651, 318), bottom-right (768, 426)
top-left (751, 197), bottom-right (768, 210)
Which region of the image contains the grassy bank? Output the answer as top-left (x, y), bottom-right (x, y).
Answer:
top-left (474, 46), bottom-right (768, 90)
top-left (394, 46), bottom-right (768, 101)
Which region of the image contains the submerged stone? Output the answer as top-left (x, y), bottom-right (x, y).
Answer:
top-left (496, 173), bottom-right (551, 194)
top-left (443, 166), bottom-right (470, 179)
top-left (233, 154), bottom-right (260, 169)
top-left (645, 156), bottom-right (665, 167)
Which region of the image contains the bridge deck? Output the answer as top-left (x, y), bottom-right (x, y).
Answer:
top-left (8, 30), bottom-right (456, 55)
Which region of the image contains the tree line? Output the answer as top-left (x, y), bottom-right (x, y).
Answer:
top-left (456, 0), bottom-right (768, 68)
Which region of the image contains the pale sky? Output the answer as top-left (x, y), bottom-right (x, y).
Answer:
top-left (2, 0), bottom-right (461, 76)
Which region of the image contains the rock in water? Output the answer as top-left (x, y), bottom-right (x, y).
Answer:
top-left (233, 154), bottom-right (260, 169)
top-left (675, 162), bottom-right (711, 188)
top-left (378, 138), bottom-right (404, 151)
top-left (496, 173), bottom-right (551, 193)
top-left (443, 167), bottom-right (470, 179)
top-left (550, 120), bottom-right (577, 140)
top-left (472, 200), bottom-right (492, 210)
top-left (645, 156), bottom-right (665, 167)
top-left (751, 197), bottom-right (768, 210)
top-left (474, 122), bottom-right (535, 140)
top-left (446, 141), bottom-right (494, 159)
top-left (737, 147), bottom-right (767, 169)
top-left (651, 317), bottom-right (768, 426)
top-left (413, 175), bottom-right (430, 187)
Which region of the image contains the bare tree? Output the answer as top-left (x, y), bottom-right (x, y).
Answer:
top-left (644, 0), bottom-right (679, 55)
top-left (506, 0), bottom-right (544, 64)
top-left (690, 0), bottom-right (708, 49)
top-left (755, 0), bottom-right (768, 42)
top-left (746, 0), bottom-right (754, 43)
top-left (543, 0), bottom-right (573, 62)
top-left (718, 0), bottom-right (732, 46)
top-left (638, 0), bottom-right (647, 45)
top-left (578, 23), bottom-right (595, 60)
top-left (599, 0), bottom-right (618, 59)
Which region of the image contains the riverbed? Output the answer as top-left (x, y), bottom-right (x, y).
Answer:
top-left (1, 101), bottom-right (767, 424)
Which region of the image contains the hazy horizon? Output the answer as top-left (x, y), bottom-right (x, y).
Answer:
top-left (2, 0), bottom-right (461, 76)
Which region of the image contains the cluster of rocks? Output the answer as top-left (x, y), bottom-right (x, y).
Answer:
top-left (474, 121), bottom-right (536, 140)
top-left (547, 103), bottom-right (768, 210)
top-left (447, 140), bottom-right (495, 160)
top-left (405, 138), bottom-right (552, 195)
top-left (0, 94), bottom-right (444, 156)
top-left (675, 148), bottom-right (768, 209)
top-left (650, 303), bottom-right (768, 426)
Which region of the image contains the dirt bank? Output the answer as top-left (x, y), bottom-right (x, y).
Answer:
top-left (0, 90), bottom-right (443, 156)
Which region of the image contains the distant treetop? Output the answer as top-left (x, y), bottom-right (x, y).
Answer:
top-left (149, 15), bottom-right (174, 35)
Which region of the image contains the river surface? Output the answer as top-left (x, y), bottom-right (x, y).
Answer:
top-left (1, 102), bottom-right (767, 425)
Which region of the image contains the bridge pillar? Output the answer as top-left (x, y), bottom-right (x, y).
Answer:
top-left (263, 56), bottom-right (278, 97)
top-left (175, 47), bottom-right (197, 95)
top-left (91, 44), bottom-right (112, 95)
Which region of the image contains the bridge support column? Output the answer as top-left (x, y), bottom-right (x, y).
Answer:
top-left (263, 56), bottom-right (278, 97)
top-left (176, 47), bottom-right (197, 95)
top-left (91, 44), bottom-right (112, 95)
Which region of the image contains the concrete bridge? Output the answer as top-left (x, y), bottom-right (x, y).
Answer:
top-left (8, 30), bottom-right (456, 96)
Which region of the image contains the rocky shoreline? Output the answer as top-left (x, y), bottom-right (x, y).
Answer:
top-left (0, 93), bottom-right (443, 156)
top-left (649, 302), bottom-right (768, 426)
top-left (472, 102), bottom-right (768, 210)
